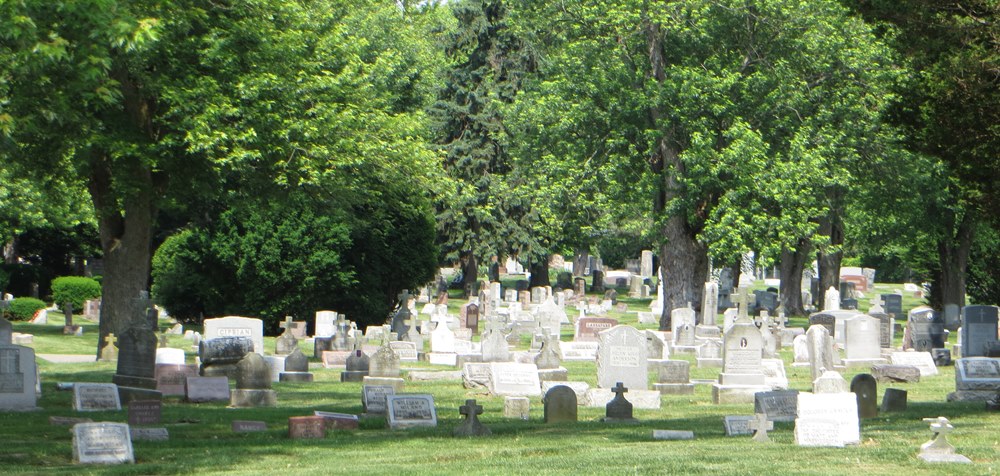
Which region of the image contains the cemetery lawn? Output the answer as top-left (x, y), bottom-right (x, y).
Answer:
top-left (2, 287), bottom-right (997, 475)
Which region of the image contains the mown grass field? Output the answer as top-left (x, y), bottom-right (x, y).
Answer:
top-left (1, 282), bottom-right (997, 475)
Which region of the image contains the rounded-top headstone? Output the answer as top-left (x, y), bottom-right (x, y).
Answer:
top-left (850, 373), bottom-right (878, 419)
top-left (235, 353), bottom-right (271, 390)
top-left (284, 348), bottom-right (309, 373)
top-left (543, 385), bottom-right (578, 423)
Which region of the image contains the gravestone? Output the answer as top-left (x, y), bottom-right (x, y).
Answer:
top-left (363, 385), bottom-right (395, 415)
top-left (128, 399), bottom-right (161, 425)
top-left (460, 302), bottom-right (480, 336)
top-left (701, 281), bottom-right (719, 326)
top-left (560, 341), bottom-right (599, 361)
top-left (371, 342), bottom-right (402, 378)
top-left (0, 344), bottom-right (39, 411)
top-left (806, 325), bottom-right (836, 380)
top-left (480, 324), bottom-right (510, 362)
top-left (843, 315), bottom-right (884, 367)
top-left (73, 383), bottom-right (121, 411)
top-left (388, 341), bottom-right (418, 363)
top-left (653, 360), bottom-right (693, 395)
top-left (640, 250), bottom-right (653, 277)
top-left (453, 399), bottom-right (491, 437)
top-left (386, 394), bottom-right (437, 429)
top-left (596, 325), bottom-right (648, 390)
top-left (543, 385), bottom-right (577, 423)
top-left (279, 348), bottom-right (313, 382)
top-left (961, 305), bottom-right (999, 358)
top-left (184, 376), bottom-right (230, 402)
top-left (314, 311), bottom-right (337, 337)
top-left (917, 417), bottom-right (972, 464)
top-left (274, 316), bottom-right (299, 355)
top-left (154, 347), bottom-right (185, 366)
top-left (871, 364), bottom-right (921, 383)
top-left (112, 317), bottom-right (160, 400)
top-left (504, 396), bottom-right (530, 420)
top-left (850, 374), bottom-right (878, 419)
top-left (713, 315), bottom-right (768, 404)
top-left (602, 382), bottom-right (636, 422)
top-left (905, 307), bottom-right (945, 352)
top-left (288, 416), bottom-right (325, 439)
top-left (199, 336), bottom-right (254, 378)
top-left (947, 357), bottom-right (1000, 402)
top-left (881, 388), bottom-right (907, 412)
top-left (204, 316), bottom-right (264, 356)
top-left (697, 339), bottom-right (723, 368)
top-left (488, 362), bottom-right (541, 397)
top-left (575, 317), bottom-right (618, 342)
top-left (232, 420), bottom-right (267, 433)
top-left (73, 422), bottom-right (134, 464)
top-left (794, 392), bottom-right (860, 447)
top-left (890, 351), bottom-right (938, 376)
top-left (808, 313), bottom-right (836, 338)
top-left (880, 294), bottom-right (903, 319)
top-left (824, 287), bottom-right (841, 311)
top-left (230, 353), bottom-right (277, 407)
top-left (0, 317), bottom-right (12, 345)
top-left (341, 349), bottom-right (370, 382)
top-left (754, 390), bottom-right (799, 422)
top-left (747, 413), bottom-right (773, 443)
top-left (155, 364), bottom-right (198, 396)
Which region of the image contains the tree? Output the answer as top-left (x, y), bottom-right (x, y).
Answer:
top-left (508, 0), bottom-right (896, 325)
top-left (430, 0), bottom-right (539, 294)
top-left (1, 0), bottom-right (446, 355)
top-left (848, 0), bottom-right (1000, 311)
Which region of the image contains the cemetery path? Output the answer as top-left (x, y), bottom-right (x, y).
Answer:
top-left (37, 354), bottom-right (98, 364)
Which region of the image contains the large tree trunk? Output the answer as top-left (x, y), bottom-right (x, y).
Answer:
top-left (572, 248), bottom-right (589, 276)
top-left (3, 236), bottom-right (17, 264)
top-left (779, 238), bottom-right (811, 316)
top-left (935, 212), bottom-right (975, 311)
top-left (90, 156), bottom-right (155, 359)
top-left (817, 204), bottom-right (844, 310)
top-left (460, 251), bottom-right (478, 298)
top-left (528, 256), bottom-right (550, 288)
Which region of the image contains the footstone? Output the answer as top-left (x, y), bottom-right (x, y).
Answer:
top-left (127, 399), bottom-right (161, 425)
top-left (363, 385), bottom-right (395, 415)
top-left (288, 416), bottom-right (325, 439)
top-left (880, 388), bottom-right (907, 412)
top-left (408, 370), bottom-right (462, 381)
top-left (73, 422), bottom-right (134, 464)
top-left (754, 390), bottom-right (798, 422)
top-left (361, 376), bottom-right (404, 392)
top-left (50, 416), bottom-right (92, 426)
top-left (232, 420), bottom-right (267, 432)
top-left (314, 411), bottom-right (360, 430)
top-left (723, 416), bottom-right (753, 436)
top-left (73, 383), bottom-right (121, 411)
top-left (130, 427), bottom-right (169, 442)
top-left (652, 430), bottom-right (694, 440)
top-left (185, 376), bottom-right (230, 403)
top-left (543, 385), bottom-right (577, 423)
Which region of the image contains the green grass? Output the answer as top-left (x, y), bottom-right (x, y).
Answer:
top-left (2, 286), bottom-right (997, 475)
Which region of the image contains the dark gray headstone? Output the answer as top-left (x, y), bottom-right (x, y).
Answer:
top-left (808, 313), bottom-right (836, 336)
top-left (961, 305), bottom-right (999, 358)
top-left (603, 289), bottom-right (618, 305)
top-left (453, 399), bottom-right (491, 437)
top-left (753, 390), bottom-right (799, 422)
top-left (543, 385), bottom-right (578, 423)
top-left (881, 294), bottom-right (903, 318)
top-left (341, 349), bottom-right (369, 382)
top-left (199, 337), bottom-right (254, 365)
top-left (841, 298), bottom-right (859, 310)
top-left (850, 374), bottom-right (878, 419)
top-left (880, 388), bottom-right (907, 412)
top-left (113, 324), bottom-right (158, 390)
top-left (283, 348), bottom-right (309, 373)
top-left (907, 311), bottom-right (945, 352)
top-left (313, 337), bottom-right (334, 359)
top-left (603, 383), bottom-right (634, 421)
top-left (868, 312), bottom-right (893, 348)
top-left (0, 317), bottom-right (12, 345)
top-left (590, 270), bottom-right (605, 293)
top-left (932, 348), bottom-right (952, 367)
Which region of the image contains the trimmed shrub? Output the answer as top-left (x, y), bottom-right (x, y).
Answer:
top-left (50, 276), bottom-right (102, 310)
top-left (7, 297), bottom-right (47, 321)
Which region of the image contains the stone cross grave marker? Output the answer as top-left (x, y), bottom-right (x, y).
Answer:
top-left (454, 399), bottom-right (491, 437)
top-left (100, 334), bottom-right (118, 362)
top-left (748, 413), bottom-right (773, 442)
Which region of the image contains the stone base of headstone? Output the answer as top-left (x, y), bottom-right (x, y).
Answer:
top-left (653, 383), bottom-right (695, 395)
top-left (12, 333), bottom-right (33, 345)
top-left (456, 354), bottom-right (483, 366)
top-left (671, 345), bottom-right (700, 355)
top-left (112, 374), bottom-right (157, 390)
top-left (585, 389), bottom-right (661, 409)
top-left (201, 363), bottom-right (238, 379)
top-left (229, 389), bottom-right (277, 407)
top-left (340, 371), bottom-right (368, 383)
top-left (652, 430), bottom-right (694, 440)
top-left (601, 416), bottom-right (639, 423)
top-left (278, 372), bottom-right (313, 383)
top-left (407, 370), bottom-right (463, 381)
top-left (697, 357), bottom-right (723, 368)
top-left (711, 384), bottom-right (772, 404)
top-left (426, 352), bottom-right (458, 366)
top-left (116, 386), bottom-right (162, 405)
top-left (842, 358), bottom-right (886, 368)
top-left (362, 376), bottom-right (405, 392)
top-left (946, 390), bottom-right (999, 402)
top-left (880, 388), bottom-right (907, 412)
top-left (918, 452), bottom-right (972, 464)
top-left (537, 368), bottom-right (568, 381)
top-left (503, 396), bottom-right (530, 419)
top-left (871, 364), bottom-right (921, 383)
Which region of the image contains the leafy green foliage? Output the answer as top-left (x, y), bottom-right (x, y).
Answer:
top-left (5, 297), bottom-right (46, 321)
top-left (50, 276), bottom-right (101, 309)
